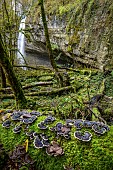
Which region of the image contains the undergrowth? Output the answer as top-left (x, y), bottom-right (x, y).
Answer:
top-left (1, 68), bottom-right (113, 170)
top-left (0, 115), bottom-right (113, 170)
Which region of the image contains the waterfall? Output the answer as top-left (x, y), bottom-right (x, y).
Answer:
top-left (53, 15), bottom-right (57, 28)
top-left (17, 17), bottom-right (26, 65)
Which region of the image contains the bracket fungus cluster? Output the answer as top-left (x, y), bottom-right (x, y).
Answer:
top-left (2, 110), bottom-right (40, 129)
top-left (63, 165), bottom-right (74, 170)
top-left (92, 123), bottom-right (109, 135)
top-left (74, 131), bottom-right (92, 142)
top-left (9, 145), bottom-right (35, 169)
top-left (38, 115), bottom-right (56, 130)
top-left (2, 120), bottom-right (11, 128)
top-left (13, 124), bottom-right (22, 133)
top-left (73, 119), bottom-right (109, 141)
top-left (1, 109), bottom-right (110, 156)
top-left (33, 133), bottom-right (50, 148)
top-left (50, 122), bottom-right (71, 139)
top-left (46, 141), bottom-right (64, 156)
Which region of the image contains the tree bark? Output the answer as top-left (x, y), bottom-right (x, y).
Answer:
top-left (0, 66), bottom-right (6, 88)
top-left (39, 0), bottom-right (64, 87)
top-left (0, 34), bottom-right (27, 108)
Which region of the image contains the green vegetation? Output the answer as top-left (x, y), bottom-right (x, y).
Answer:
top-left (0, 0), bottom-right (113, 169)
top-left (0, 114), bottom-right (113, 170)
top-left (1, 67), bottom-right (113, 116)
top-left (1, 67), bottom-right (113, 169)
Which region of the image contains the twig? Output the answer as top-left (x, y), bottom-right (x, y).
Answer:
top-left (87, 106), bottom-right (106, 124)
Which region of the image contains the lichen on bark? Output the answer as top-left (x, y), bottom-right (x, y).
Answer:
top-left (0, 34), bottom-right (27, 108)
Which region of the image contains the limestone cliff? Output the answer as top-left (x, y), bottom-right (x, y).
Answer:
top-left (25, 0), bottom-right (113, 70)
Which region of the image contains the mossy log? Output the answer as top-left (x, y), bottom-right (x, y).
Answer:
top-left (0, 113), bottom-right (113, 170)
top-left (23, 81), bottom-right (53, 89)
top-left (26, 86), bottom-right (74, 96)
top-left (0, 87), bottom-right (12, 94)
top-left (0, 94), bottom-right (14, 99)
top-left (0, 81), bottom-right (53, 92)
top-left (0, 34), bottom-right (27, 108)
top-left (37, 73), bottom-right (54, 79)
top-left (1, 86), bottom-right (74, 99)
top-left (26, 73), bottom-right (54, 79)
top-left (57, 65), bottom-right (98, 75)
top-left (13, 65), bottom-right (53, 71)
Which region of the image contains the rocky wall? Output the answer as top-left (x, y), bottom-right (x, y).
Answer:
top-left (25, 0), bottom-right (113, 70)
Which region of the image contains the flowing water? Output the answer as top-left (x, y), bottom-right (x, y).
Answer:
top-left (17, 16), bottom-right (51, 68)
top-left (16, 14), bottom-right (66, 68)
top-left (17, 17), bottom-right (26, 65)
top-left (13, 1), bottom-right (51, 68)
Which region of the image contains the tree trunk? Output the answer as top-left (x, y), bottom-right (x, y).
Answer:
top-left (0, 66), bottom-right (6, 88)
top-left (0, 34), bottom-right (27, 108)
top-left (39, 0), bottom-right (64, 87)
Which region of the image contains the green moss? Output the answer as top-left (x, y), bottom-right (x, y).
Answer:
top-left (1, 68), bottom-right (113, 169)
top-left (0, 114), bottom-right (113, 170)
top-left (104, 108), bottom-right (113, 115)
top-left (19, 166), bottom-right (29, 170)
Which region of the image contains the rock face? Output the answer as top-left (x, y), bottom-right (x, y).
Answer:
top-left (25, 0), bottom-right (113, 70)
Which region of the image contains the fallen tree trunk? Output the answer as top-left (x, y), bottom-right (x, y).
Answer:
top-left (0, 87), bottom-right (12, 94)
top-left (0, 81), bottom-right (53, 92)
top-left (13, 65), bottom-right (53, 71)
top-left (1, 86), bottom-right (74, 99)
top-left (0, 94), bottom-right (14, 99)
top-left (23, 81), bottom-right (53, 89)
top-left (25, 86), bottom-right (74, 96)
top-left (0, 87), bottom-right (11, 93)
top-left (57, 65), bottom-right (98, 75)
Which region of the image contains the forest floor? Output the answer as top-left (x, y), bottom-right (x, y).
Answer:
top-left (0, 66), bottom-right (113, 170)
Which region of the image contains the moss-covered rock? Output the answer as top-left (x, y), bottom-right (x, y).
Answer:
top-left (25, 0), bottom-right (113, 70)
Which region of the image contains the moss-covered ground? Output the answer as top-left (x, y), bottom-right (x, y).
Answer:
top-left (0, 114), bottom-right (113, 170)
top-left (0, 67), bottom-right (113, 170)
